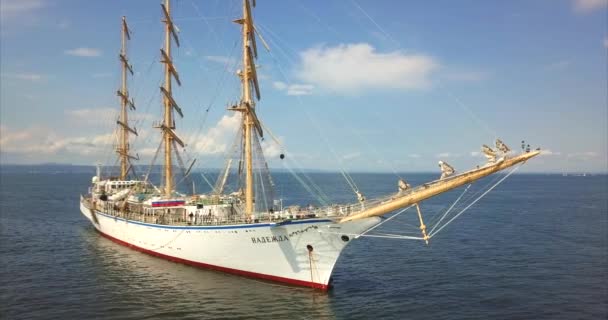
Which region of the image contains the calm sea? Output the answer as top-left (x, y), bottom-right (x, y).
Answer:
top-left (0, 170), bottom-right (606, 319)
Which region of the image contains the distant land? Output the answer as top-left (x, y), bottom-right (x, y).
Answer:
top-left (0, 163), bottom-right (605, 175)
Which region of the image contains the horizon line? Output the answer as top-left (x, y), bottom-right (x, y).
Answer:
top-left (0, 163), bottom-right (606, 175)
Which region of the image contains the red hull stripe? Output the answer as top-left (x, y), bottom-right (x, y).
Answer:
top-left (151, 201), bottom-right (185, 207)
top-left (95, 229), bottom-right (329, 291)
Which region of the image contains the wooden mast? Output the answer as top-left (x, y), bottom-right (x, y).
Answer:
top-left (116, 16), bottom-right (137, 180)
top-left (159, 0), bottom-right (183, 198)
top-left (243, 0), bottom-right (254, 216)
top-left (233, 0), bottom-right (261, 215)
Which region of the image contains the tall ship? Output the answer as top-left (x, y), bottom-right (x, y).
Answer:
top-left (80, 0), bottom-right (540, 290)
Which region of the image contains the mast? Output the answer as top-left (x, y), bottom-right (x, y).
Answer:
top-left (159, 0), bottom-right (184, 197)
top-left (243, 0), bottom-right (254, 216)
top-left (233, 0), bottom-right (262, 215)
top-left (116, 16), bottom-right (137, 180)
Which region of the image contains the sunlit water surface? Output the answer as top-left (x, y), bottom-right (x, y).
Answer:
top-left (1, 171), bottom-right (606, 319)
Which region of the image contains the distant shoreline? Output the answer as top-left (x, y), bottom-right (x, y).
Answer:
top-left (0, 163), bottom-right (605, 175)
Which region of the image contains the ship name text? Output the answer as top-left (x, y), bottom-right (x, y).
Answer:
top-left (251, 235), bottom-right (289, 244)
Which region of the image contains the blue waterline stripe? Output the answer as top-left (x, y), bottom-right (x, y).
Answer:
top-left (95, 210), bottom-right (333, 230)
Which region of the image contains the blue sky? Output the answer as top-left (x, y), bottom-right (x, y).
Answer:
top-left (0, 0), bottom-right (606, 173)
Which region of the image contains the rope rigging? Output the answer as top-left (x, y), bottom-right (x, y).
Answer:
top-left (255, 22), bottom-right (363, 201)
top-left (323, 165), bottom-right (521, 242)
top-left (178, 0), bottom-right (242, 167)
top-left (258, 120), bottom-right (332, 206)
top-left (429, 165), bottom-right (521, 238)
top-left (199, 171), bottom-right (216, 192)
top-left (427, 183), bottom-right (471, 235)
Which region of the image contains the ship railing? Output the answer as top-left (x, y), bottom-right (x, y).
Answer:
top-left (126, 209), bottom-right (313, 226)
top-left (100, 200), bottom-right (341, 226)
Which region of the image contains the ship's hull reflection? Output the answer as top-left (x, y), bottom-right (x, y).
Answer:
top-left (83, 227), bottom-right (335, 319)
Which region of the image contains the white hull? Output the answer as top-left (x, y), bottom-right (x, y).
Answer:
top-left (80, 200), bottom-right (380, 289)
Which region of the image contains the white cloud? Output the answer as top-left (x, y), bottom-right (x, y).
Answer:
top-left (0, 126), bottom-right (115, 156)
top-left (65, 108), bottom-right (117, 125)
top-left (65, 108), bottom-right (155, 127)
top-left (408, 154), bottom-right (421, 158)
top-left (342, 152), bottom-right (361, 160)
top-left (189, 114), bottom-right (282, 159)
top-left (296, 43), bottom-right (438, 93)
top-left (0, 0), bottom-right (45, 20)
top-left (567, 151), bottom-right (598, 158)
top-left (273, 81), bottom-right (314, 96)
top-left (603, 37), bottom-right (608, 48)
top-left (0, 125), bottom-right (33, 149)
top-left (137, 147), bottom-right (159, 158)
top-left (66, 108), bottom-right (115, 118)
top-left (435, 153), bottom-right (463, 159)
top-left (0, 0), bottom-right (48, 35)
top-left (540, 149), bottom-right (562, 156)
top-left (470, 151), bottom-right (481, 157)
top-left (287, 84), bottom-right (314, 96)
top-left (273, 81), bottom-right (288, 90)
top-left (0, 124), bottom-right (161, 164)
top-left (65, 47), bottom-right (102, 57)
top-left (192, 113), bottom-right (241, 155)
top-left (261, 139), bottom-right (283, 158)
top-left (573, 0), bottom-right (607, 12)
top-left (17, 73), bottom-right (42, 81)
top-left (205, 55), bottom-right (236, 66)
top-left (1, 72), bottom-right (44, 81)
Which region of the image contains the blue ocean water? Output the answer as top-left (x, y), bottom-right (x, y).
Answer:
top-left (0, 170), bottom-right (606, 319)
